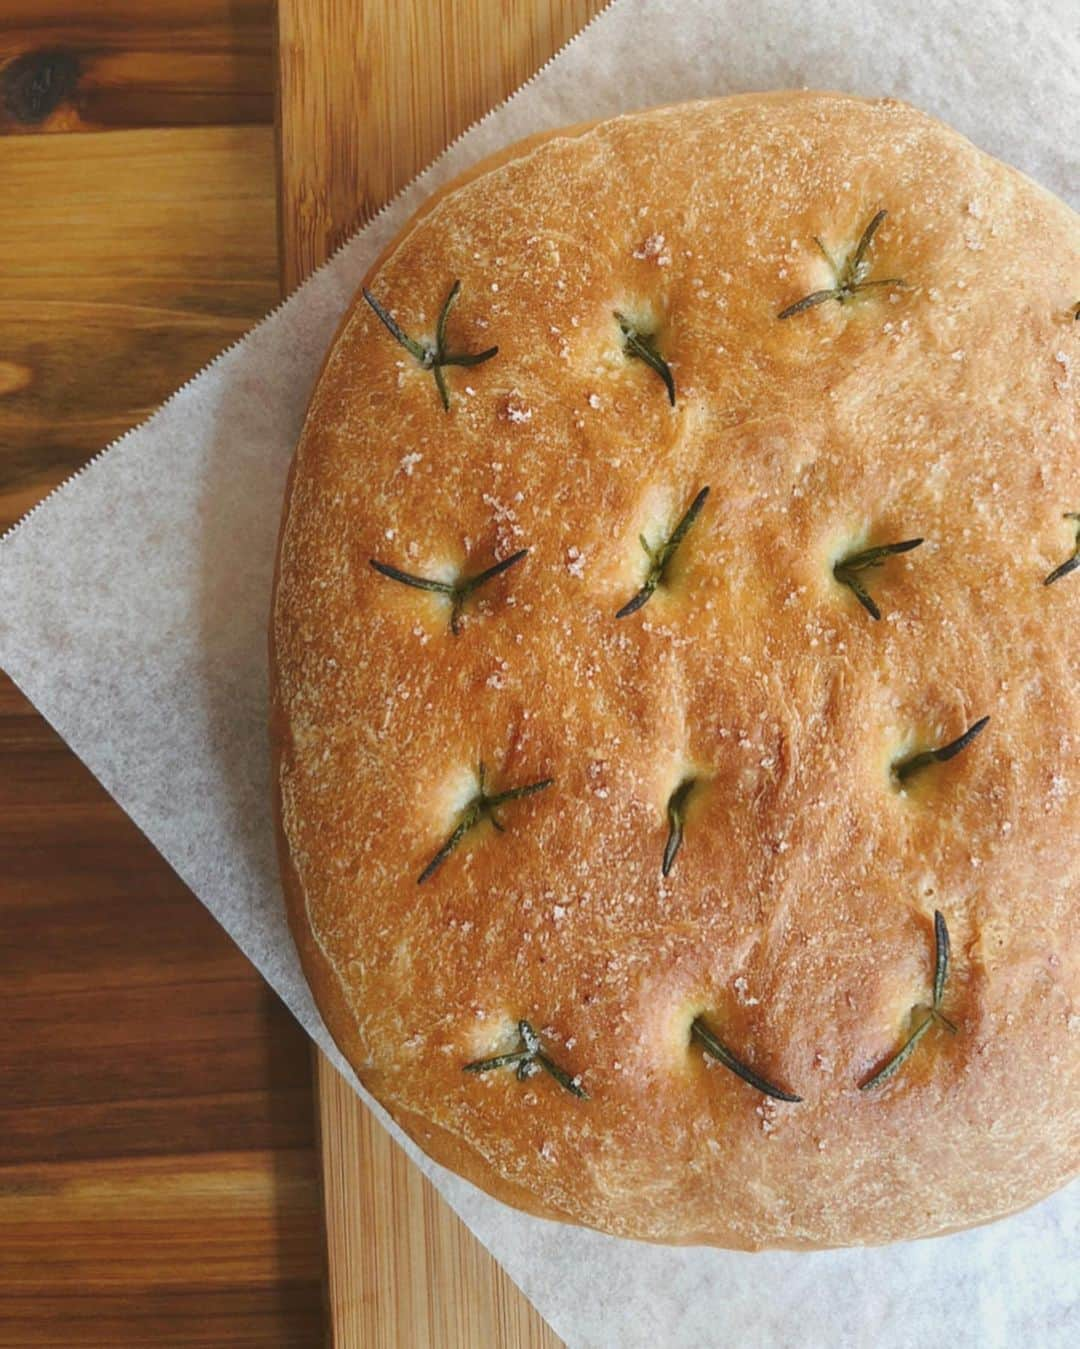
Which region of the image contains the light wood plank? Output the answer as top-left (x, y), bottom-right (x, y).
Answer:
top-left (277, 0), bottom-right (606, 290)
top-left (317, 1064), bottom-right (563, 1349)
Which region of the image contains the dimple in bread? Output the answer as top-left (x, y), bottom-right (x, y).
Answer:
top-left (271, 92), bottom-right (1080, 1249)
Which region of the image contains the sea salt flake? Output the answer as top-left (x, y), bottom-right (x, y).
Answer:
top-left (501, 393), bottom-right (533, 424)
top-left (633, 232), bottom-right (666, 261)
top-left (733, 976), bottom-right (760, 1007)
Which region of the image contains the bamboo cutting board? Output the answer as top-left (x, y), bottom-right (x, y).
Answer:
top-left (275, 3), bottom-right (605, 1343)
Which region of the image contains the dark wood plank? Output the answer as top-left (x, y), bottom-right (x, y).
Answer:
top-left (0, 1), bottom-right (275, 133)
top-left (0, 1289), bottom-right (325, 1349)
top-left (0, 674), bottom-right (326, 1344)
top-left (0, 1152), bottom-right (323, 1348)
top-left (0, 5), bottom-right (325, 1341)
top-left (0, 124), bottom-right (278, 534)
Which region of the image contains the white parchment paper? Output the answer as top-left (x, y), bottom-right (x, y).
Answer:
top-left (2, 2), bottom-right (1078, 1344)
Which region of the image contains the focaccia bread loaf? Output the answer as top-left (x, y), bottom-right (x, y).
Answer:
top-left (271, 92), bottom-right (1080, 1249)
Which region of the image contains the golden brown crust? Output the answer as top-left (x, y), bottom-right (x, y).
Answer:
top-left (271, 92), bottom-right (1080, 1249)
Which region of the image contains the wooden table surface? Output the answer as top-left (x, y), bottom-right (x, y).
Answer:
top-left (0, 2), bottom-right (602, 1343)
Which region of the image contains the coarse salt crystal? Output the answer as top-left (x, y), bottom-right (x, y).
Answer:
top-left (633, 232), bottom-right (666, 261)
top-left (733, 976), bottom-right (760, 1006)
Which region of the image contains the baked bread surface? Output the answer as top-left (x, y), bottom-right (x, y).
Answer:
top-left (271, 92), bottom-right (1080, 1249)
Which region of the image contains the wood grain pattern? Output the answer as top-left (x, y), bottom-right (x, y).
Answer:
top-left (0, 1), bottom-right (275, 133)
top-left (277, 1), bottom-right (606, 1342)
top-left (0, 3), bottom-right (325, 1343)
top-left (0, 677), bottom-right (325, 1346)
top-left (0, 124), bottom-right (278, 534)
top-left (277, 0), bottom-right (606, 290)
top-left (317, 1068), bottom-right (570, 1349)
top-left (1, 0), bottom-right (603, 1342)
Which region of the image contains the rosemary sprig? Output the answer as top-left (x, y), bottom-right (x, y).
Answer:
top-left (369, 548), bottom-right (528, 635)
top-left (615, 486), bottom-right (710, 618)
top-left (662, 778), bottom-right (696, 877)
top-left (860, 909), bottom-right (958, 1090)
top-left (893, 716), bottom-right (990, 787)
top-left (464, 1019), bottom-right (588, 1098)
top-left (417, 762), bottom-right (553, 884)
top-left (778, 208), bottom-right (905, 320)
top-left (614, 311), bottom-right (676, 405)
top-left (833, 537), bottom-right (924, 620)
top-left (691, 1017), bottom-right (802, 1103)
top-left (1043, 513), bottom-right (1080, 586)
top-left (362, 279), bottom-right (498, 411)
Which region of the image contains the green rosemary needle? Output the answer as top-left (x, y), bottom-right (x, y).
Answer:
top-left (1043, 513), bottom-right (1080, 586)
top-left (860, 909), bottom-right (958, 1090)
top-left (778, 209), bottom-right (906, 320)
top-left (362, 279), bottom-right (498, 410)
top-left (616, 486), bottom-right (710, 618)
top-left (932, 908), bottom-right (950, 1011)
top-left (663, 778), bottom-right (696, 877)
top-left (464, 1019), bottom-right (588, 1098)
top-left (833, 537), bottom-right (924, 620)
top-left (893, 716), bottom-right (990, 787)
top-left (614, 311), bottom-right (676, 405)
top-left (417, 763), bottom-right (553, 884)
top-left (369, 548), bottom-right (528, 635)
top-left (691, 1017), bottom-right (802, 1103)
